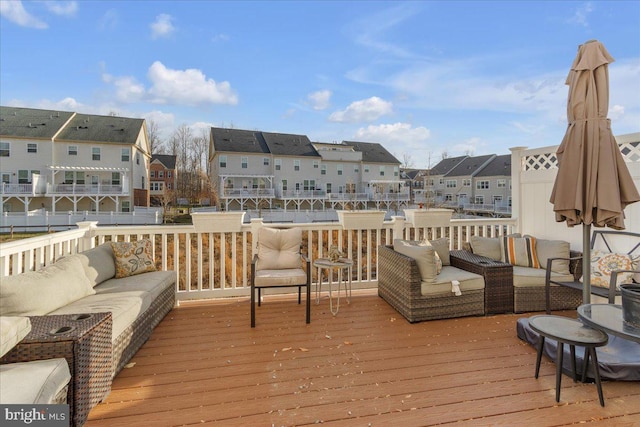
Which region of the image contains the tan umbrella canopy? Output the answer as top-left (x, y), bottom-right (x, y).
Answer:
top-left (550, 40), bottom-right (640, 303)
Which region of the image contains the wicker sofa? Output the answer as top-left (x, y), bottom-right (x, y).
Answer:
top-left (460, 235), bottom-right (582, 313)
top-left (1, 241), bottom-right (176, 426)
top-left (378, 244), bottom-right (485, 322)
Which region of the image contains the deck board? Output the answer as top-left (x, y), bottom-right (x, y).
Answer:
top-left (86, 290), bottom-right (640, 426)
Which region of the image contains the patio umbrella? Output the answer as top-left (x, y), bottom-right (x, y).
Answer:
top-left (550, 39), bottom-right (640, 303)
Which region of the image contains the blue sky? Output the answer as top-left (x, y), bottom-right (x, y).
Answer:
top-left (1, 1), bottom-right (639, 168)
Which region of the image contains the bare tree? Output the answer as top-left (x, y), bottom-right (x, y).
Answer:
top-left (147, 119), bottom-right (164, 154)
top-left (401, 152), bottom-right (414, 169)
top-left (169, 124), bottom-right (194, 200)
top-left (441, 150), bottom-right (449, 160)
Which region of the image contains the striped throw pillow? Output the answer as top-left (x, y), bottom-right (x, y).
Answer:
top-left (501, 236), bottom-right (540, 268)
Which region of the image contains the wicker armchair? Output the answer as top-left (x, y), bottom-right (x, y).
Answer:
top-left (377, 245), bottom-right (485, 323)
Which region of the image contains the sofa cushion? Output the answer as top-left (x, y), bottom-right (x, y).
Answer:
top-left (500, 236), bottom-right (541, 268)
top-left (256, 227), bottom-right (302, 270)
top-left (0, 359), bottom-right (71, 404)
top-left (421, 266), bottom-right (484, 295)
top-left (534, 238), bottom-right (571, 275)
top-left (587, 250), bottom-right (636, 289)
top-left (470, 234), bottom-right (521, 261)
top-left (394, 239), bottom-right (439, 284)
top-left (512, 266), bottom-right (575, 287)
top-left (111, 239), bottom-right (157, 279)
top-left (0, 256), bottom-right (95, 316)
top-left (429, 237), bottom-right (451, 266)
top-left (49, 270), bottom-right (175, 342)
top-left (0, 316), bottom-right (31, 358)
top-left (71, 243), bottom-right (116, 287)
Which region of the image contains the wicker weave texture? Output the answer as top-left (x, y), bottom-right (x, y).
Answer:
top-left (377, 245), bottom-right (484, 323)
top-left (0, 313), bottom-right (113, 427)
top-left (515, 286), bottom-right (582, 313)
top-left (112, 284), bottom-right (175, 376)
top-left (450, 250), bottom-right (514, 314)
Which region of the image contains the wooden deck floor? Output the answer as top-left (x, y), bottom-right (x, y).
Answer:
top-left (86, 290), bottom-right (640, 427)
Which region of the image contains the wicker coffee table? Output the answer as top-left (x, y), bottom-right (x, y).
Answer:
top-left (0, 312), bottom-right (113, 426)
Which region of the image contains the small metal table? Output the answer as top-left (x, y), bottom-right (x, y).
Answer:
top-left (578, 304), bottom-right (640, 343)
top-left (314, 257), bottom-right (353, 315)
top-left (528, 315), bottom-right (608, 407)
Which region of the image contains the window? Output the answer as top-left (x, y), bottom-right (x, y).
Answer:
top-left (364, 165), bottom-right (370, 173)
top-left (326, 183), bottom-right (332, 193)
top-left (475, 195), bottom-right (484, 204)
top-left (27, 143), bottom-right (37, 153)
top-left (493, 195), bottom-right (503, 204)
top-left (159, 171), bottom-right (164, 178)
top-left (0, 142), bottom-right (9, 157)
top-left (427, 178), bottom-right (434, 186)
top-left (439, 178), bottom-right (444, 185)
top-left (119, 148), bottom-right (129, 162)
top-left (275, 159), bottom-right (281, 171)
top-left (68, 145), bottom-right (78, 156)
top-left (304, 180), bottom-right (315, 191)
top-left (313, 160), bottom-right (319, 169)
top-left (136, 153), bottom-right (140, 165)
top-left (168, 171), bottom-right (172, 178)
top-left (282, 179), bottom-right (288, 191)
top-left (18, 170), bottom-right (29, 184)
top-left (167, 182), bottom-right (172, 190)
top-left (445, 194), bottom-right (453, 201)
top-left (294, 160), bottom-right (300, 171)
top-left (295, 182), bottom-right (301, 191)
top-left (354, 165), bottom-right (359, 173)
top-left (219, 155), bottom-right (227, 168)
top-left (497, 179), bottom-right (506, 188)
top-left (112, 172), bottom-right (121, 185)
top-left (321, 165), bottom-right (327, 175)
top-left (64, 171), bottom-right (74, 184)
top-left (446, 180), bottom-right (457, 188)
top-left (2, 174), bottom-right (10, 184)
top-left (92, 147), bottom-right (101, 161)
top-left (463, 179), bottom-right (471, 186)
top-left (241, 157), bottom-right (248, 169)
top-left (264, 157), bottom-right (270, 166)
top-left (476, 180), bottom-right (490, 190)
top-left (75, 172), bottom-right (84, 184)
top-left (141, 176), bottom-right (145, 189)
top-left (122, 201), bottom-right (130, 213)
top-left (394, 166), bottom-right (399, 177)
top-left (337, 164), bottom-right (343, 176)
top-left (379, 166), bottom-right (385, 177)
top-left (151, 182), bottom-right (163, 191)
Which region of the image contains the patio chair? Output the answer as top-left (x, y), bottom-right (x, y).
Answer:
top-left (250, 227), bottom-right (311, 327)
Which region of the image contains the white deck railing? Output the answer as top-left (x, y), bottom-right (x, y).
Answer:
top-left (0, 217), bottom-right (517, 302)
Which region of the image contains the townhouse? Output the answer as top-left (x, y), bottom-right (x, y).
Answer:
top-left (0, 106), bottom-right (151, 214)
top-left (150, 154), bottom-right (177, 205)
top-left (208, 127), bottom-right (405, 211)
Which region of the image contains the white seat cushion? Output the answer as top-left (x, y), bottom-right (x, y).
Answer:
top-left (254, 268), bottom-right (307, 287)
top-left (512, 266), bottom-right (575, 287)
top-left (421, 266), bottom-right (485, 295)
top-left (0, 359), bottom-right (70, 404)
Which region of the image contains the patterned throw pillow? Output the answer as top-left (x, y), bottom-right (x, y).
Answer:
top-left (589, 250), bottom-right (635, 289)
top-left (110, 239), bottom-right (157, 278)
top-left (501, 236), bottom-right (540, 268)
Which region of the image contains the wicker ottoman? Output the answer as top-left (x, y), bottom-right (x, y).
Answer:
top-left (0, 313), bottom-right (112, 427)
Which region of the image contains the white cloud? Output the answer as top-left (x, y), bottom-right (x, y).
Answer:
top-left (329, 96), bottom-right (393, 123)
top-left (44, 1), bottom-right (78, 17)
top-left (355, 122), bottom-right (430, 143)
top-left (98, 9), bottom-right (118, 31)
top-left (608, 105), bottom-right (625, 120)
top-left (150, 13), bottom-right (175, 39)
top-left (0, 0), bottom-right (48, 29)
top-left (147, 61), bottom-right (238, 106)
top-left (212, 33), bottom-right (230, 42)
top-left (567, 2), bottom-right (594, 27)
top-left (308, 90), bottom-right (331, 111)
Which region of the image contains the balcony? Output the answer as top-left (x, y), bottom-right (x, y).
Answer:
top-left (47, 183), bottom-right (125, 195)
top-left (280, 189), bottom-right (327, 199)
top-left (0, 183), bottom-right (35, 195)
top-left (221, 188), bottom-right (276, 198)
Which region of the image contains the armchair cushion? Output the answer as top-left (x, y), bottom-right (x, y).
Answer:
top-left (587, 250), bottom-right (636, 289)
top-left (535, 238), bottom-right (571, 275)
top-left (500, 236), bottom-right (540, 268)
top-left (430, 237), bottom-right (451, 265)
top-left (254, 268), bottom-right (308, 287)
top-left (256, 227), bottom-right (302, 270)
top-left (470, 234), bottom-right (521, 261)
top-left (0, 316), bottom-right (31, 358)
top-left (393, 239), bottom-right (440, 283)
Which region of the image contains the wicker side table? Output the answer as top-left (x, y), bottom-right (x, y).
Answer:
top-left (0, 312), bottom-right (112, 427)
top-left (450, 250), bottom-right (514, 314)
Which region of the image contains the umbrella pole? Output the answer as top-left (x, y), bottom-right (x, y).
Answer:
top-left (583, 224), bottom-right (591, 304)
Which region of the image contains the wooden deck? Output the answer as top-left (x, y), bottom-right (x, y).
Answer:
top-left (86, 290), bottom-right (640, 427)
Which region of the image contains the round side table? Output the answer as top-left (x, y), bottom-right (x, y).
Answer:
top-left (313, 257), bottom-right (353, 315)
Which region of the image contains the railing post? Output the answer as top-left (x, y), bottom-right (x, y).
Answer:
top-left (76, 221), bottom-right (98, 251)
top-left (391, 215), bottom-right (405, 240)
top-left (250, 217), bottom-right (264, 254)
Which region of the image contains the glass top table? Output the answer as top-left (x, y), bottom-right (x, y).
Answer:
top-left (577, 304), bottom-right (640, 343)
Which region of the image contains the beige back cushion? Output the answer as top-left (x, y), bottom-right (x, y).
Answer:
top-left (470, 234), bottom-right (521, 261)
top-left (0, 256), bottom-right (95, 316)
top-left (429, 237), bottom-right (450, 265)
top-left (393, 239), bottom-right (439, 284)
top-left (0, 316), bottom-right (32, 357)
top-left (535, 238), bottom-right (571, 275)
top-left (256, 227), bottom-right (302, 270)
top-left (69, 243), bottom-right (115, 287)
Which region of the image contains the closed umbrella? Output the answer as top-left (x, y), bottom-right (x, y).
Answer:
top-left (550, 39), bottom-right (640, 303)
